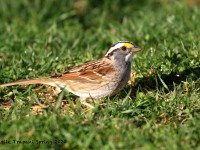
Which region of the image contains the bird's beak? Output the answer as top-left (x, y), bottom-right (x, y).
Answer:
top-left (132, 45), bottom-right (141, 53)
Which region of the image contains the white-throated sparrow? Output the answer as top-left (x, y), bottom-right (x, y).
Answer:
top-left (0, 41), bottom-right (141, 107)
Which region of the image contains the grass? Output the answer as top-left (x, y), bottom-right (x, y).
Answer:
top-left (0, 0), bottom-right (200, 149)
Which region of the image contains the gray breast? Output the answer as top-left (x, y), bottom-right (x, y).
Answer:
top-left (112, 62), bottom-right (131, 95)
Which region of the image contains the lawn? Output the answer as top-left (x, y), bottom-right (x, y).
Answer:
top-left (0, 0), bottom-right (200, 149)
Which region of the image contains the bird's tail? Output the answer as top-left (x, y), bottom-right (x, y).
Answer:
top-left (0, 78), bottom-right (53, 87)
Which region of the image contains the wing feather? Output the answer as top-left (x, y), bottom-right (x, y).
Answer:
top-left (51, 59), bottom-right (115, 84)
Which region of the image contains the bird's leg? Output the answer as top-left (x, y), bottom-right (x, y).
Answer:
top-left (79, 97), bottom-right (94, 108)
top-left (44, 86), bottom-right (61, 100)
top-left (53, 87), bottom-right (62, 96)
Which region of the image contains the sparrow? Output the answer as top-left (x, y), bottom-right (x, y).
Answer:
top-left (0, 41), bottom-right (141, 108)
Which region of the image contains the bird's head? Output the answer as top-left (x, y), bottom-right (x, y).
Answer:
top-left (105, 41), bottom-right (141, 62)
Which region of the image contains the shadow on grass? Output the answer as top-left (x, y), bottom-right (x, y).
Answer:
top-left (117, 66), bottom-right (200, 100)
top-left (131, 66), bottom-right (200, 95)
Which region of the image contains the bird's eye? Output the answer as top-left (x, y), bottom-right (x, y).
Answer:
top-left (121, 46), bottom-right (127, 51)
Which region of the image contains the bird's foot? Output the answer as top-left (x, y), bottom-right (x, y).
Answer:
top-left (80, 98), bottom-right (95, 108)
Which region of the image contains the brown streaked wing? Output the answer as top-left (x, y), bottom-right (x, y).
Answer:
top-left (68, 60), bottom-right (103, 72)
top-left (51, 59), bottom-right (115, 83)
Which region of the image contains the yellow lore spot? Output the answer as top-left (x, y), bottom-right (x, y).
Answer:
top-left (123, 43), bottom-right (134, 48)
